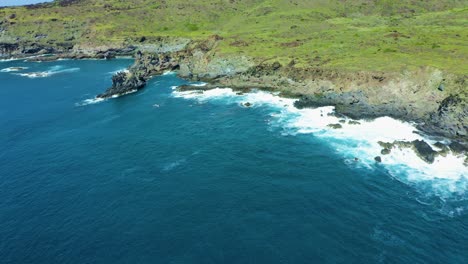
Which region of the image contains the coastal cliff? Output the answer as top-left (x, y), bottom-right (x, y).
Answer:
top-left (94, 36), bottom-right (467, 142)
top-left (0, 0), bottom-right (466, 161)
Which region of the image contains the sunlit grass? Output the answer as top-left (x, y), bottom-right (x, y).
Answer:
top-left (0, 0), bottom-right (466, 74)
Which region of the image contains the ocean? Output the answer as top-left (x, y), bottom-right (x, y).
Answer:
top-left (0, 59), bottom-right (466, 263)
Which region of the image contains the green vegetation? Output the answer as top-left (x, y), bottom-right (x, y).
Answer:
top-left (1, 0), bottom-right (467, 74)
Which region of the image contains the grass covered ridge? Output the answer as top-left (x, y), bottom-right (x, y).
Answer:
top-left (0, 0), bottom-right (467, 74)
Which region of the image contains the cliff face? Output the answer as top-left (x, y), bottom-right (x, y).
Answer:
top-left (97, 36), bottom-right (254, 98)
top-left (1, 33), bottom-right (466, 142)
top-left (0, 33), bottom-right (466, 164)
top-left (93, 36), bottom-right (466, 142)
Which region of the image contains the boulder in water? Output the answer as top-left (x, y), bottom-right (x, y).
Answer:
top-left (97, 71), bottom-right (146, 98)
top-left (327, 123), bottom-right (342, 129)
top-left (411, 140), bottom-right (437, 164)
top-left (381, 148), bottom-right (391, 155)
top-left (448, 141), bottom-right (467, 154)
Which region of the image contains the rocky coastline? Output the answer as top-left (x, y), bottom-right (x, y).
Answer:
top-left (1, 37), bottom-right (466, 164)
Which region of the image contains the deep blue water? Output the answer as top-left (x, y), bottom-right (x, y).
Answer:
top-left (0, 59), bottom-right (466, 263)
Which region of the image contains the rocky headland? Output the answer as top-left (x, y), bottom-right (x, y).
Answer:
top-left (114, 37), bottom-right (467, 162)
top-left (1, 35), bottom-right (466, 164)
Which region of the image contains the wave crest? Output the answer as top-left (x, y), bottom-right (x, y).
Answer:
top-left (172, 87), bottom-right (467, 198)
top-left (13, 65), bottom-right (80, 78)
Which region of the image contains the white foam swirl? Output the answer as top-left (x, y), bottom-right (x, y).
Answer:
top-left (13, 65), bottom-right (80, 78)
top-left (76, 97), bottom-right (105, 106)
top-left (0, 67), bottom-right (28, 72)
top-left (173, 87), bottom-right (467, 197)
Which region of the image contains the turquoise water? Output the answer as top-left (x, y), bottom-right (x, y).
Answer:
top-left (0, 59), bottom-right (466, 263)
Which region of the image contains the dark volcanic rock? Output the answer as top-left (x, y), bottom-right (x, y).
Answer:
top-left (419, 95), bottom-right (467, 139)
top-left (97, 71), bottom-right (146, 98)
top-left (411, 140), bottom-right (437, 163)
top-left (448, 141), bottom-right (467, 154)
top-left (381, 148), bottom-right (391, 155)
top-left (97, 51), bottom-right (182, 98)
top-left (378, 140), bottom-right (440, 164)
top-left (374, 156), bottom-right (382, 163)
top-left (294, 91), bottom-right (414, 121)
top-left (0, 43), bottom-right (19, 57)
top-left (327, 123), bottom-right (342, 129)
top-left (176, 84), bottom-right (210, 92)
top-left (378, 141), bottom-right (394, 149)
top-left (433, 142), bottom-right (450, 157)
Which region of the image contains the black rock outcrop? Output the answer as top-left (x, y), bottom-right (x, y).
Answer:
top-left (411, 140), bottom-right (438, 164)
top-left (97, 72), bottom-right (146, 98)
top-left (97, 51), bottom-right (181, 99)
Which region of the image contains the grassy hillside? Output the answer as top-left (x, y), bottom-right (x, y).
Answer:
top-left (1, 0), bottom-right (467, 73)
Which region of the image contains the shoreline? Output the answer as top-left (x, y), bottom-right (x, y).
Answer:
top-left (173, 85), bottom-right (467, 166)
top-left (1, 43), bottom-right (466, 164)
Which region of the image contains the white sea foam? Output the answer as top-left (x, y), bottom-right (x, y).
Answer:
top-left (190, 82), bottom-right (207, 87)
top-left (76, 88), bottom-right (138, 106)
top-left (0, 55), bottom-right (53, 62)
top-left (15, 72), bottom-right (51, 78)
top-left (109, 68), bottom-right (129, 75)
top-left (14, 66), bottom-right (80, 78)
top-left (76, 97), bottom-right (105, 106)
top-left (0, 67), bottom-right (28, 72)
top-left (0, 56), bottom-right (35, 62)
top-left (111, 89), bottom-right (138, 98)
top-left (0, 58), bottom-right (19, 62)
top-left (162, 71), bottom-right (176, 76)
top-left (173, 87), bottom-right (468, 197)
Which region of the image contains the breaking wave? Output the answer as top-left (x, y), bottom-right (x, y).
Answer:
top-left (173, 88), bottom-right (467, 199)
top-left (76, 89), bottom-right (137, 106)
top-left (76, 97), bottom-right (106, 106)
top-left (109, 68), bottom-right (129, 75)
top-left (13, 65), bottom-right (80, 78)
top-left (162, 71), bottom-right (176, 76)
top-left (1, 67), bottom-right (28, 72)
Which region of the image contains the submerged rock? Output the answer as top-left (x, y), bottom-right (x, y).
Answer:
top-left (177, 84), bottom-right (209, 92)
top-left (381, 148), bottom-right (391, 155)
top-left (378, 140), bottom-right (440, 164)
top-left (433, 142), bottom-right (450, 157)
top-left (374, 156), bottom-right (382, 163)
top-left (378, 141), bottom-right (394, 150)
top-left (448, 141), bottom-right (467, 154)
top-left (327, 123), bottom-right (342, 129)
top-left (243, 102), bottom-right (252, 107)
top-left (348, 120), bottom-right (361, 125)
top-left (411, 140), bottom-right (438, 164)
